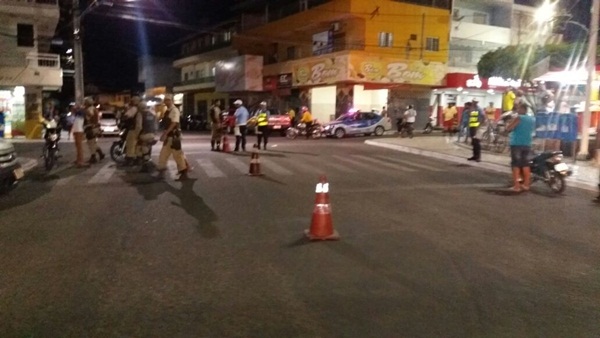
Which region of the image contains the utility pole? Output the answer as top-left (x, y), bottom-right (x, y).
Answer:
top-left (579, 0), bottom-right (599, 160)
top-left (73, 0), bottom-right (84, 105)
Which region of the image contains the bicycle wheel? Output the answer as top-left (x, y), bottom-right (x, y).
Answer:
top-left (481, 131), bottom-right (492, 151)
top-left (493, 136), bottom-right (507, 153)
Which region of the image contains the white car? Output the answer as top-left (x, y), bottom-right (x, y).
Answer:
top-left (99, 112), bottom-right (119, 136)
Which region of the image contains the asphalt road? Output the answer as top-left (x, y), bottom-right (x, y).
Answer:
top-left (1, 133), bottom-right (599, 338)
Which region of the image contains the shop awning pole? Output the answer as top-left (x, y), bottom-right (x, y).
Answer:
top-left (578, 0), bottom-right (599, 160)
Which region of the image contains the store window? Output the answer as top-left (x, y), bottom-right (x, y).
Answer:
top-left (378, 32), bottom-right (393, 47)
top-left (426, 37), bottom-right (439, 51)
top-left (17, 24), bottom-right (34, 47)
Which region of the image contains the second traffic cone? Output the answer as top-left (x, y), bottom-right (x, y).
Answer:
top-left (247, 150), bottom-right (263, 176)
top-left (222, 135), bottom-right (231, 153)
top-left (305, 177), bottom-right (339, 241)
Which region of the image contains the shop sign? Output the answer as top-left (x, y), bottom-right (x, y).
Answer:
top-left (349, 55), bottom-right (446, 86)
top-left (293, 56), bottom-right (347, 86)
top-left (466, 75), bottom-right (483, 88)
top-left (277, 73), bottom-right (292, 88)
top-left (488, 77), bottom-right (521, 88)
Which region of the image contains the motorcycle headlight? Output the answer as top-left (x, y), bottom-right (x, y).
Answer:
top-left (50, 134), bottom-right (58, 141)
top-left (551, 154), bottom-right (563, 163)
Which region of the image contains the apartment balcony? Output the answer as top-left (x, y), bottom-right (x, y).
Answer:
top-left (0, 0), bottom-right (59, 16)
top-left (173, 76), bottom-right (216, 93)
top-left (0, 52), bottom-right (62, 89)
top-left (451, 22), bottom-right (511, 45)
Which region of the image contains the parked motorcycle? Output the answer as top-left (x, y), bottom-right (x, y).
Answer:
top-left (530, 150), bottom-right (571, 193)
top-left (41, 119), bottom-right (60, 171)
top-left (110, 121), bottom-right (128, 164)
top-left (286, 121), bottom-right (322, 139)
top-left (422, 117), bottom-right (434, 134)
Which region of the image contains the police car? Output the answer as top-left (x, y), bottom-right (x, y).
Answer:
top-left (323, 110), bottom-right (391, 139)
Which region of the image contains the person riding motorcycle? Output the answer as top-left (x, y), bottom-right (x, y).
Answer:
top-left (122, 96), bottom-right (142, 166)
top-left (300, 106), bottom-right (314, 139)
top-left (136, 101), bottom-right (158, 172)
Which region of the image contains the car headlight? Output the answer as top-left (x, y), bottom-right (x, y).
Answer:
top-left (323, 125), bottom-right (331, 130)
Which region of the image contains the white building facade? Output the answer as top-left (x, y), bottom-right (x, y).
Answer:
top-left (0, 0), bottom-right (63, 138)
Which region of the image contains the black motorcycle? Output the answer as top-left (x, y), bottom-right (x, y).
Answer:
top-left (285, 122), bottom-right (322, 139)
top-left (530, 151), bottom-right (571, 193)
top-left (110, 121), bottom-right (128, 164)
top-left (41, 119), bottom-right (60, 171)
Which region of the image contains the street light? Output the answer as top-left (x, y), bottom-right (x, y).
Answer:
top-left (534, 0), bottom-right (557, 24)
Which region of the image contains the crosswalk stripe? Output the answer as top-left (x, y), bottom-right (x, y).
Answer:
top-left (374, 155), bottom-right (445, 172)
top-left (351, 155), bottom-right (416, 172)
top-left (320, 159), bottom-right (357, 173)
top-left (281, 158), bottom-right (326, 176)
top-left (167, 162), bottom-right (179, 179)
top-left (196, 159), bottom-right (226, 178)
top-left (331, 155), bottom-right (389, 172)
top-left (88, 163), bottom-right (116, 184)
top-left (225, 157), bottom-right (249, 174)
top-left (260, 158), bottom-right (293, 176)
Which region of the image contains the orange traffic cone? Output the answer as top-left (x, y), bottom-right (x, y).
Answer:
top-left (247, 150), bottom-right (263, 176)
top-left (305, 177), bottom-right (339, 241)
top-left (222, 135), bottom-right (231, 153)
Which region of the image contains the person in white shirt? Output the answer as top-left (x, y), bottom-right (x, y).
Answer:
top-left (403, 105), bottom-right (417, 138)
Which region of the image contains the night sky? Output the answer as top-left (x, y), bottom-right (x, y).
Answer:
top-left (56, 0), bottom-right (592, 95)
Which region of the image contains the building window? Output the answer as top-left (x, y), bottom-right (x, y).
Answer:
top-left (17, 24), bottom-right (34, 47)
top-left (473, 12), bottom-right (487, 25)
top-left (425, 37), bottom-right (439, 51)
top-left (287, 46), bottom-right (296, 60)
top-left (378, 32), bottom-right (393, 47)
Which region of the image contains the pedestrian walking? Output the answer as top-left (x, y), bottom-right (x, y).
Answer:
top-left (442, 103), bottom-right (457, 136)
top-left (157, 94), bottom-right (188, 180)
top-left (467, 99), bottom-right (486, 162)
top-left (505, 102), bottom-right (536, 192)
top-left (299, 106), bottom-right (314, 139)
top-left (71, 104), bottom-right (88, 168)
top-left (210, 100), bottom-right (223, 151)
top-left (395, 108), bottom-right (404, 133)
top-left (122, 96), bottom-right (141, 166)
top-left (403, 105), bottom-right (417, 138)
top-left (254, 101), bottom-right (270, 150)
top-left (233, 99), bottom-right (249, 151)
top-left (83, 97), bottom-right (105, 164)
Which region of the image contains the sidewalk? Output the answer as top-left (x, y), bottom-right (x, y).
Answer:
top-left (366, 135), bottom-right (599, 192)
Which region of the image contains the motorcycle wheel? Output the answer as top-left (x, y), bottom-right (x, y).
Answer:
top-left (45, 148), bottom-right (56, 171)
top-left (286, 128), bottom-right (298, 139)
top-left (311, 129), bottom-right (321, 139)
top-left (547, 171), bottom-right (566, 194)
top-left (110, 142), bottom-right (126, 164)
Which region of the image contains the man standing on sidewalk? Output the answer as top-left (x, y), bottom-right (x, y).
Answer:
top-left (459, 102), bottom-right (472, 143)
top-left (209, 100), bottom-right (222, 151)
top-left (403, 105), bottom-right (417, 138)
top-left (442, 103), bottom-right (457, 136)
top-left (467, 99), bottom-right (486, 162)
top-left (506, 102), bottom-right (535, 192)
top-left (233, 99), bottom-right (249, 152)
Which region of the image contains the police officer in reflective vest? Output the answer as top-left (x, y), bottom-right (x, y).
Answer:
top-left (254, 101), bottom-right (270, 150)
top-left (467, 98), bottom-right (486, 162)
top-left (157, 94), bottom-right (188, 180)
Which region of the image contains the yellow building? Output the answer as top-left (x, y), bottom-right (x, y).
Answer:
top-left (233, 0), bottom-right (450, 123)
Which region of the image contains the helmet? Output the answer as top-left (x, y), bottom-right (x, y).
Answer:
top-left (234, 99), bottom-right (243, 105)
top-left (260, 101), bottom-right (267, 106)
top-left (301, 106), bottom-right (308, 112)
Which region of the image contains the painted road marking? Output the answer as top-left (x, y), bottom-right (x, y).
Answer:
top-left (196, 159), bottom-right (226, 178)
top-left (225, 157), bottom-right (249, 174)
top-left (351, 155), bottom-right (416, 172)
top-left (375, 155), bottom-right (445, 172)
top-left (88, 163), bottom-right (116, 184)
top-left (260, 158), bottom-right (293, 176)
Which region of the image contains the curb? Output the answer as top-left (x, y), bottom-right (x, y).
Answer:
top-left (365, 140), bottom-right (598, 192)
top-left (18, 157), bottom-right (39, 172)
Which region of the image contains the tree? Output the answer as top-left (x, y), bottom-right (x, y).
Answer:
top-left (477, 44), bottom-right (581, 81)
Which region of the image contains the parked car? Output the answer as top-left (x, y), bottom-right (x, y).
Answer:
top-left (99, 112), bottom-right (119, 136)
top-left (267, 109), bottom-right (291, 134)
top-left (323, 111), bottom-right (390, 139)
top-left (0, 140), bottom-right (23, 193)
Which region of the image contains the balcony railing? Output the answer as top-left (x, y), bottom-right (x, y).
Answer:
top-left (175, 76), bottom-right (216, 87)
top-left (27, 53), bottom-right (60, 68)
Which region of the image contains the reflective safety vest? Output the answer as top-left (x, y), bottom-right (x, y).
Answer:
top-left (469, 111), bottom-right (480, 128)
top-left (257, 111), bottom-right (269, 127)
